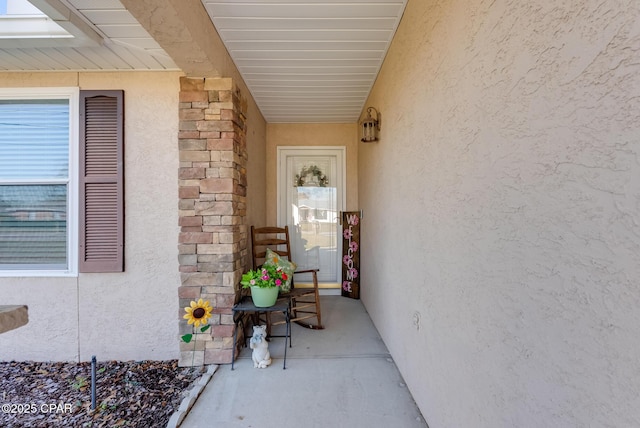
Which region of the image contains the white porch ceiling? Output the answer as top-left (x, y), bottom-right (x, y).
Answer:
top-left (0, 0), bottom-right (408, 123)
top-left (202, 0), bottom-right (407, 122)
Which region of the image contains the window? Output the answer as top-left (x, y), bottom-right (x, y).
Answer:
top-left (0, 88), bottom-right (124, 275)
top-left (0, 88), bottom-right (78, 274)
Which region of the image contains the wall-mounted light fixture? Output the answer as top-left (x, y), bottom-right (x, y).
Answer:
top-left (360, 107), bottom-right (381, 142)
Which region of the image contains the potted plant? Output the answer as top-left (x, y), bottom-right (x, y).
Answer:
top-left (241, 265), bottom-right (289, 307)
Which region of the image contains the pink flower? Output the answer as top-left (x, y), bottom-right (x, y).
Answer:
top-left (275, 279), bottom-right (282, 286)
top-left (343, 255), bottom-right (351, 265)
top-left (343, 229), bottom-right (352, 239)
top-left (348, 268), bottom-right (358, 279)
top-left (350, 241), bottom-right (358, 252)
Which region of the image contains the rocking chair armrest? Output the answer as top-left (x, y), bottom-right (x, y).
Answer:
top-left (295, 268), bottom-right (319, 274)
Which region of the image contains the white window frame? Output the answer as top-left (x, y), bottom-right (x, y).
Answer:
top-left (0, 87), bottom-right (79, 277)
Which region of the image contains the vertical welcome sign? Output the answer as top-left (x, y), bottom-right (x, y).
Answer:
top-left (342, 211), bottom-right (361, 299)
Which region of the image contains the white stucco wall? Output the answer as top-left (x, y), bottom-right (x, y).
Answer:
top-left (360, 1), bottom-right (640, 427)
top-left (0, 71), bottom-right (182, 362)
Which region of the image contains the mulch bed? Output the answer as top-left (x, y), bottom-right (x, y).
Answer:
top-left (0, 360), bottom-right (204, 428)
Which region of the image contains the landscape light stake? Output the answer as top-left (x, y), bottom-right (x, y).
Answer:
top-left (91, 355), bottom-right (97, 410)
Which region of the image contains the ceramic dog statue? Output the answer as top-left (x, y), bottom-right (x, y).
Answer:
top-left (249, 325), bottom-right (272, 368)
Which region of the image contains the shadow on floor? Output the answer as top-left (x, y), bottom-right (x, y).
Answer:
top-left (179, 296), bottom-right (428, 428)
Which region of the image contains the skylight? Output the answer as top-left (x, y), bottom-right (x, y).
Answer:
top-left (0, 0), bottom-right (72, 39)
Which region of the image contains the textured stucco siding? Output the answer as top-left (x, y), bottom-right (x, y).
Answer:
top-left (0, 72), bottom-right (183, 362)
top-left (360, 1), bottom-right (640, 427)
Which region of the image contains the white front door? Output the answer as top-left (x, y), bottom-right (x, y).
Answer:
top-left (277, 147), bottom-right (345, 285)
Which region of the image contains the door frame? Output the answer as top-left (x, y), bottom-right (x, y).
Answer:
top-left (276, 146), bottom-right (346, 291)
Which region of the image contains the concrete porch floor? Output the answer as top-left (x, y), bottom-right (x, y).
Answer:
top-left (179, 295), bottom-right (428, 428)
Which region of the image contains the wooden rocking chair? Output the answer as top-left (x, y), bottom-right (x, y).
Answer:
top-left (251, 225), bottom-right (324, 330)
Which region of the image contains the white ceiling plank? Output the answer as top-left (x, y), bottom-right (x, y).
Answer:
top-left (234, 58), bottom-right (381, 67)
top-left (232, 50), bottom-right (384, 60)
top-left (144, 49), bottom-right (179, 65)
top-left (0, 49), bottom-right (38, 70)
top-left (265, 104), bottom-right (361, 110)
top-left (212, 17), bottom-right (399, 30)
top-left (36, 47), bottom-right (97, 69)
top-left (258, 95), bottom-right (366, 101)
top-left (96, 24), bottom-right (152, 38)
top-left (266, 113), bottom-right (359, 117)
top-left (19, 48), bottom-right (73, 69)
top-left (252, 86), bottom-right (370, 93)
top-left (256, 78), bottom-right (374, 88)
top-left (220, 29), bottom-right (392, 42)
top-left (150, 52), bottom-right (179, 69)
top-left (67, 0), bottom-right (125, 9)
top-left (257, 92), bottom-right (367, 103)
top-left (74, 46), bottom-right (131, 69)
top-left (268, 118), bottom-right (356, 122)
top-left (260, 103), bottom-right (362, 108)
top-left (260, 95), bottom-right (364, 101)
top-left (112, 37), bottom-right (163, 50)
top-left (268, 116), bottom-right (357, 122)
top-left (224, 40), bottom-right (388, 51)
top-left (239, 66), bottom-right (379, 74)
top-left (245, 73), bottom-right (376, 80)
top-left (204, 4), bottom-right (404, 19)
top-left (106, 44), bottom-right (156, 69)
top-left (93, 45), bottom-right (137, 69)
top-left (80, 10), bottom-right (139, 25)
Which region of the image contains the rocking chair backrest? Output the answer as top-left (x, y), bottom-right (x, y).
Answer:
top-left (251, 226), bottom-right (293, 269)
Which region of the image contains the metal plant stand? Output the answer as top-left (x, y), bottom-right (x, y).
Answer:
top-left (231, 296), bottom-right (291, 370)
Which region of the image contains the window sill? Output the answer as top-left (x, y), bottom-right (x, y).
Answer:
top-left (0, 270), bottom-right (78, 277)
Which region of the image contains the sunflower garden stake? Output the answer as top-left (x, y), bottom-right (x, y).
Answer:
top-left (182, 298), bottom-right (213, 368)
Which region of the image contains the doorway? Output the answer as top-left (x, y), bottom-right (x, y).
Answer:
top-left (277, 147), bottom-right (345, 290)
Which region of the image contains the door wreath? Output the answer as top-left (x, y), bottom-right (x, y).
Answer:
top-left (294, 165), bottom-right (328, 187)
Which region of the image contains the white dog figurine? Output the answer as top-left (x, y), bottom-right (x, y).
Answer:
top-left (249, 325), bottom-right (272, 368)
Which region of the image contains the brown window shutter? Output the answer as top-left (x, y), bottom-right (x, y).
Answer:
top-left (79, 90), bottom-right (124, 272)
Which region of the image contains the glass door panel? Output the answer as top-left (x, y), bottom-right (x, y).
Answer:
top-left (278, 148), bottom-right (345, 284)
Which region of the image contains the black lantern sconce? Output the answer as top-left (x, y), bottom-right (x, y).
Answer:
top-left (360, 107), bottom-right (381, 142)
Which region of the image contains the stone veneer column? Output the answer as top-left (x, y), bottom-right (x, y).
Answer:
top-left (177, 77), bottom-right (247, 366)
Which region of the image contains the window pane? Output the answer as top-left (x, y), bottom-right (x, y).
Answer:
top-left (0, 185), bottom-right (67, 269)
top-left (0, 99), bottom-right (69, 179)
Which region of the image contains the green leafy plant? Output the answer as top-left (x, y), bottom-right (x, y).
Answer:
top-left (71, 375), bottom-right (88, 390)
top-left (98, 400), bottom-right (116, 411)
top-left (240, 264), bottom-right (288, 289)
